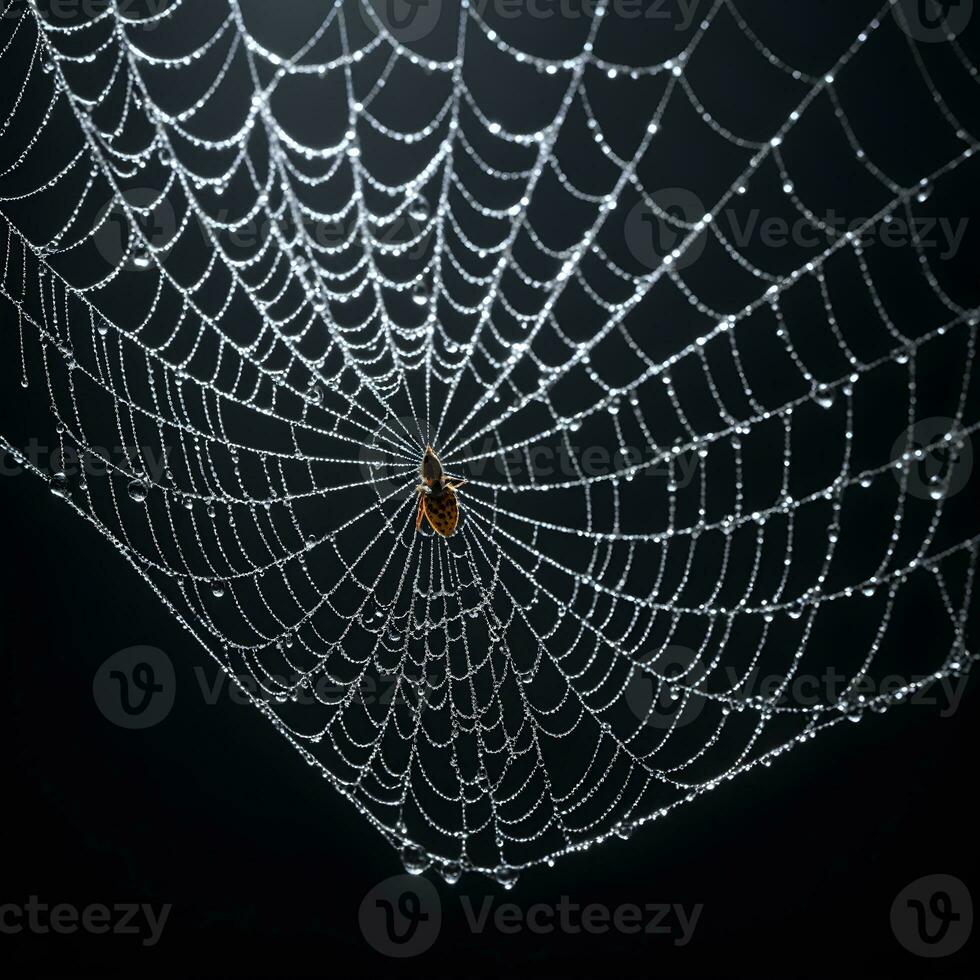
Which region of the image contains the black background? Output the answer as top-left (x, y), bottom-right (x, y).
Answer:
top-left (2, 0), bottom-right (979, 977)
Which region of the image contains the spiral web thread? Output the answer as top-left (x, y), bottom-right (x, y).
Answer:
top-left (0, 0), bottom-right (978, 885)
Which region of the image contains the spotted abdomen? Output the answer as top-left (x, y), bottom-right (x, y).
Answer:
top-left (422, 488), bottom-right (459, 537)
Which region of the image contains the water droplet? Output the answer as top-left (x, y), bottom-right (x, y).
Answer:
top-left (813, 385), bottom-right (835, 410)
top-left (928, 474), bottom-right (947, 500)
top-left (50, 471), bottom-right (69, 497)
top-left (915, 180), bottom-right (933, 203)
top-left (401, 844), bottom-right (428, 876)
top-left (411, 282), bottom-right (429, 306)
top-left (127, 479), bottom-right (148, 503)
top-left (408, 195), bottom-right (430, 223)
top-left (212, 582), bottom-right (226, 598)
top-left (494, 864), bottom-right (519, 890)
top-left (130, 248), bottom-right (152, 271)
top-left (439, 861), bottom-right (462, 885)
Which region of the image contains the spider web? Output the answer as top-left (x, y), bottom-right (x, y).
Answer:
top-left (1, 0), bottom-right (978, 886)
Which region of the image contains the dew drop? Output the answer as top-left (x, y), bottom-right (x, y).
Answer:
top-left (130, 248), bottom-right (152, 271)
top-left (127, 479), bottom-right (148, 503)
top-left (408, 195), bottom-right (430, 223)
top-left (439, 861), bottom-right (462, 885)
top-left (50, 471), bottom-right (69, 497)
top-left (401, 844), bottom-right (428, 876)
top-left (813, 385), bottom-right (835, 410)
top-left (494, 864), bottom-right (519, 890)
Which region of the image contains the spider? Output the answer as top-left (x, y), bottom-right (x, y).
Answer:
top-left (415, 445), bottom-right (466, 537)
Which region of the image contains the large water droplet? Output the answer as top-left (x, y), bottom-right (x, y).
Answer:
top-left (401, 844), bottom-right (428, 876)
top-left (439, 861), bottom-right (462, 885)
top-left (928, 474), bottom-right (947, 500)
top-left (50, 471), bottom-right (69, 497)
top-left (813, 385), bottom-right (835, 410)
top-left (408, 195), bottom-right (430, 223)
top-left (127, 479), bottom-right (148, 503)
top-left (494, 864), bottom-right (519, 890)
top-left (130, 248), bottom-right (152, 271)
top-left (211, 582), bottom-right (226, 598)
top-left (412, 282), bottom-right (429, 306)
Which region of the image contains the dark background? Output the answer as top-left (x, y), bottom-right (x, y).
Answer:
top-left (2, 0), bottom-right (979, 977)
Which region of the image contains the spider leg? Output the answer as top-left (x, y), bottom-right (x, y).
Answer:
top-left (415, 493), bottom-right (425, 531)
top-left (446, 478), bottom-right (467, 490)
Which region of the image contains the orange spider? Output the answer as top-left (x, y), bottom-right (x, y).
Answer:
top-left (415, 446), bottom-right (466, 537)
